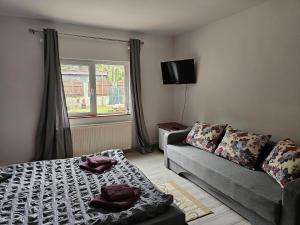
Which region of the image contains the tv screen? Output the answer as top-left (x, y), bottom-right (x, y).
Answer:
top-left (161, 59), bottom-right (196, 84)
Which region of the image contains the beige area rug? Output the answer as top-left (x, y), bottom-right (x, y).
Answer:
top-left (155, 181), bottom-right (213, 222)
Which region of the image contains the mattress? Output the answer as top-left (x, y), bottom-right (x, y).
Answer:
top-left (0, 149), bottom-right (174, 225)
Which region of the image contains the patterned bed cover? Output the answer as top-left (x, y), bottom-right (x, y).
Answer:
top-left (0, 150), bottom-right (174, 225)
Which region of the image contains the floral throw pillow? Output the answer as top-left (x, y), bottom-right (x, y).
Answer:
top-left (186, 122), bottom-right (227, 152)
top-left (262, 139), bottom-right (300, 188)
top-left (214, 126), bottom-right (271, 169)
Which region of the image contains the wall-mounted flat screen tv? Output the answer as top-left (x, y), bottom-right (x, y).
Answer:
top-left (160, 59), bottom-right (196, 84)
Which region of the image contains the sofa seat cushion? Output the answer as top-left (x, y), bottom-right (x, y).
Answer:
top-left (167, 144), bottom-right (282, 224)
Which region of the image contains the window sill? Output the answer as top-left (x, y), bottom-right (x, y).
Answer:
top-left (69, 113), bottom-right (131, 119)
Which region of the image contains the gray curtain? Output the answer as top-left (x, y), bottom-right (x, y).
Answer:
top-left (129, 39), bottom-right (152, 153)
top-left (35, 29), bottom-right (73, 160)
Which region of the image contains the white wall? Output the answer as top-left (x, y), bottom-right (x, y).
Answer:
top-left (1, 0), bottom-right (300, 165)
top-left (0, 16), bottom-right (174, 165)
top-left (173, 0), bottom-right (300, 143)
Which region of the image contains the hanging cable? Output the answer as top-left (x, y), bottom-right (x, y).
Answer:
top-left (181, 84), bottom-right (188, 123)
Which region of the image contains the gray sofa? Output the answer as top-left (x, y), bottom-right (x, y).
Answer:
top-left (164, 130), bottom-right (300, 225)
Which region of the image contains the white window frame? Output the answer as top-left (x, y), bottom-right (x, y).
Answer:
top-left (61, 58), bottom-right (131, 117)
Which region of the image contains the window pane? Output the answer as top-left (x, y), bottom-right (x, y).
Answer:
top-left (61, 64), bottom-right (91, 114)
top-left (95, 64), bottom-right (126, 114)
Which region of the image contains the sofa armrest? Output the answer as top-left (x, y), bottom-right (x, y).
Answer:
top-left (164, 129), bottom-right (190, 168)
top-left (281, 179), bottom-right (300, 225)
top-left (166, 130), bottom-right (190, 145)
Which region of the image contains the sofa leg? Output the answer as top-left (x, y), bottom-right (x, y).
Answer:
top-left (163, 151), bottom-right (169, 168)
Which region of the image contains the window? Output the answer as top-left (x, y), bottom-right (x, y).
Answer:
top-left (61, 59), bottom-right (130, 117)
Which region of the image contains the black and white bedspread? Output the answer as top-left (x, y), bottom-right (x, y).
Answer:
top-left (0, 149), bottom-right (173, 225)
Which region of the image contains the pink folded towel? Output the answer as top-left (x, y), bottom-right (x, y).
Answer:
top-left (87, 156), bottom-right (117, 168)
top-left (90, 184), bottom-right (141, 211)
top-left (79, 156), bottom-right (117, 173)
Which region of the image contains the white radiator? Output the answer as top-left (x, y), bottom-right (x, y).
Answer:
top-left (71, 121), bottom-right (132, 156)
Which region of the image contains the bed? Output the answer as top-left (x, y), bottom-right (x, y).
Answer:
top-left (0, 149), bottom-right (186, 225)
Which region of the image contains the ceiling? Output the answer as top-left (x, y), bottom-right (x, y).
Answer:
top-left (0, 0), bottom-right (267, 35)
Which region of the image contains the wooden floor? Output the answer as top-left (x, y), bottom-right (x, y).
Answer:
top-left (125, 149), bottom-right (251, 225)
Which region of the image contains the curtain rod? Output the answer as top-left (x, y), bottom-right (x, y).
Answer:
top-left (28, 28), bottom-right (144, 44)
